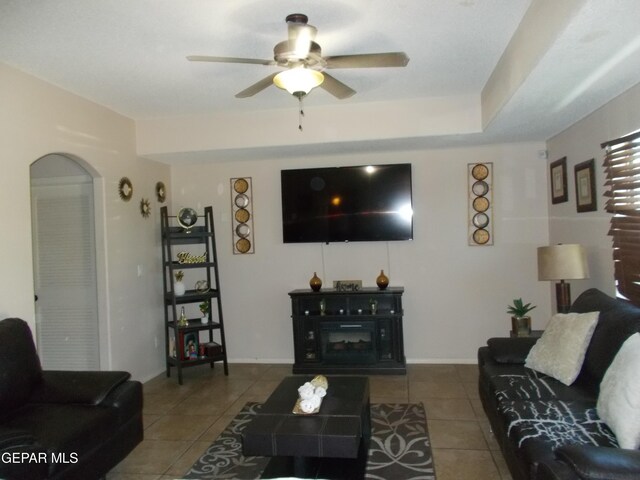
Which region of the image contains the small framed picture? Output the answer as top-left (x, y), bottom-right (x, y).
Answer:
top-left (574, 159), bottom-right (597, 212)
top-left (550, 157), bottom-right (568, 204)
top-left (183, 332), bottom-right (198, 360)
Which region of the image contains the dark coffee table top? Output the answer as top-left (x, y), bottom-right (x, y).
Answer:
top-left (242, 376), bottom-right (370, 459)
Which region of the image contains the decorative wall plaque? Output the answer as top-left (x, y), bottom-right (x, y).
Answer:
top-left (230, 177), bottom-right (255, 254)
top-left (468, 162), bottom-right (493, 246)
top-left (118, 177), bottom-right (133, 201)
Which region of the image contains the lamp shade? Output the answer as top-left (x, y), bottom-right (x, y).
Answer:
top-left (537, 244), bottom-right (589, 280)
top-left (273, 67), bottom-right (324, 96)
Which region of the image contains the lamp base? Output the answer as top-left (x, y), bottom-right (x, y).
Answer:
top-left (555, 281), bottom-right (571, 314)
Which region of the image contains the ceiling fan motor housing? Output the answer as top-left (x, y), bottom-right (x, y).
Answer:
top-left (274, 41), bottom-right (323, 66)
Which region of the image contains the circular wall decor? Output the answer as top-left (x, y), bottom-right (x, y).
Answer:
top-left (236, 223), bottom-right (251, 238)
top-left (156, 181), bottom-right (166, 203)
top-left (235, 208), bottom-right (250, 223)
top-left (472, 180), bottom-right (489, 196)
top-left (233, 178), bottom-right (249, 194)
top-left (140, 198), bottom-right (151, 218)
top-left (472, 212), bottom-right (490, 228)
top-left (118, 177), bottom-right (133, 201)
top-left (472, 228), bottom-right (490, 245)
top-left (235, 238), bottom-right (251, 253)
top-left (472, 196), bottom-right (490, 213)
top-left (471, 163), bottom-right (489, 181)
top-left (234, 193), bottom-right (250, 208)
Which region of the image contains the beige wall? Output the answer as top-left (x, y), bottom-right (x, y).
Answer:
top-left (170, 142), bottom-right (551, 363)
top-left (0, 63), bottom-right (169, 381)
top-left (546, 82), bottom-right (640, 305)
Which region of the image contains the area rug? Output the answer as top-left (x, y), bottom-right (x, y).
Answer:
top-left (183, 402), bottom-right (435, 480)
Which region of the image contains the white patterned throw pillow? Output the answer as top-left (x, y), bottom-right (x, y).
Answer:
top-left (525, 312), bottom-right (599, 385)
top-left (597, 333), bottom-right (640, 449)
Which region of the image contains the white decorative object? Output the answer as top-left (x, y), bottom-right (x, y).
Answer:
top-left (293, 375), bottom-right (329, 414)
top-left (597, 333), bottom-right (640, 449)
top-left (525, 311), bottom-right (599, 385)
top-left (174, 281), bottom-right (186, 296)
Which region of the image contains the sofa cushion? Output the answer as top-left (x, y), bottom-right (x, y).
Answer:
top-left (0, 318), bottom-right (43, 415)
top-left (597, 333), bottom-right (640, 449)
top-left (571, 289), bottom-right (640, 390)
top-left (488, 371), bottom-right (595, 403)
top-left (500, 400), bottom-right (618, 450)
top-left (525, 312), bottom-right (599, 385)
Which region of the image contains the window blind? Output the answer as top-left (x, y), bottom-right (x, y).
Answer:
top-left (602, 129), bottom-right (640, 305)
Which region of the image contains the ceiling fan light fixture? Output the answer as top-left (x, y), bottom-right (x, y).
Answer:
top-left (273, 68), bottom-right (324, 96)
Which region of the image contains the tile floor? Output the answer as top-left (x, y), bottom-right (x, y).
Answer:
top-left (107, 363), bottom-right (512, 480)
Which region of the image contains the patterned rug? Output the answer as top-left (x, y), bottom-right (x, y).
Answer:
top-left (184, 402), bottom-right (435, 480)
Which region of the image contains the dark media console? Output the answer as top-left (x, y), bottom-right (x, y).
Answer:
top-left (289, 287), bottom-right (406, 374)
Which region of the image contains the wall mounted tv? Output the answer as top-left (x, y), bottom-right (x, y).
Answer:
top-left (281, 163), bottom-right (413, 243)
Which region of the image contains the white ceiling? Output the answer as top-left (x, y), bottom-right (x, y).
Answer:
top-left (1, 0), bottom-right (640, 155)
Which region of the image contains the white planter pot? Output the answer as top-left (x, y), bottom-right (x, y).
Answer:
top-left (174, 281), bottom-right (186, 296)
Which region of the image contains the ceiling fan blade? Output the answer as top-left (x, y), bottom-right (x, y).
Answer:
top-left (187, 55), bottom-right (275, 66)
top-left (235, 73), bottom-right (278, 98)
top-left (319, 73), bottom-right (356, 99)
top-left (324, 52), bottom-right (409, 69)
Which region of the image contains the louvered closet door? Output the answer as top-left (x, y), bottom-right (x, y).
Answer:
top-left (31, 181), bottom-right (99, 370)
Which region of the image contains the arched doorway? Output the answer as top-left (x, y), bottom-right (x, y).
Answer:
top-left (30, 153), bottom-right (105, 370)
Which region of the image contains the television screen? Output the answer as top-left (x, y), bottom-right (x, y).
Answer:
top-left (281, 163), bottom-right (413, 243)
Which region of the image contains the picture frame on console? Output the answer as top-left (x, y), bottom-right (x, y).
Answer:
top-left (550, 157), bottom-right (568, 204)
top-left (574, 159), bottom-right (597, 212)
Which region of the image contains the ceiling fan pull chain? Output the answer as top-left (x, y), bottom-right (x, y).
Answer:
top-left (298, 95), bottom-right (305, 131)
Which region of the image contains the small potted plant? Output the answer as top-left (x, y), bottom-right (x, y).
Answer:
top-left (199, 301), bottom-right (209, 324)
top-left (507, 298), bottom-right (536, 336)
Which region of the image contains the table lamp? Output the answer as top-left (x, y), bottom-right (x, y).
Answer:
top-left (537, 244), bottom-right (589, 313)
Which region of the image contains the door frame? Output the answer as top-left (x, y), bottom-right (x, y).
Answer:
top-left (30, 152), bottom-right (110, 370)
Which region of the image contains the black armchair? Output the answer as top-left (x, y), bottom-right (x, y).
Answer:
top-left (0, 318), bottom-right (143, 480)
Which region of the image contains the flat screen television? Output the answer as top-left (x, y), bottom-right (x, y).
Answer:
top-left (281, 163), bottom-right (413, 243)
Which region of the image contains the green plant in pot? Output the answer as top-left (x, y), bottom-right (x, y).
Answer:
top-left (507, 298), bottom-right (536, 336)
top-left (199, 301), bottom-right (209, 323)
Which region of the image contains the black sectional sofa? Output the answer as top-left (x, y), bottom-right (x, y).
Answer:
top-left (0, 318), bottom-right (143, 480)
top-left (478, 288), bottom-right (640, 480)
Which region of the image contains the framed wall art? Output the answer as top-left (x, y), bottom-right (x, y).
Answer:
top-left (550, 157), bottom-right (568, 204)
top-left (574, 159), bottom-right (597, 212)
top-left (230, 177), bottom-right (255, 254)
top-left (468, 162), bottom-right (493, 246)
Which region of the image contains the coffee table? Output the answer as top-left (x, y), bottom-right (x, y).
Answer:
top-left (242, 376), bottom-right (371, 479)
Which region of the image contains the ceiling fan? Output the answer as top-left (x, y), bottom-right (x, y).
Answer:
top-left (187, 13), bottom-right (410, 100)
